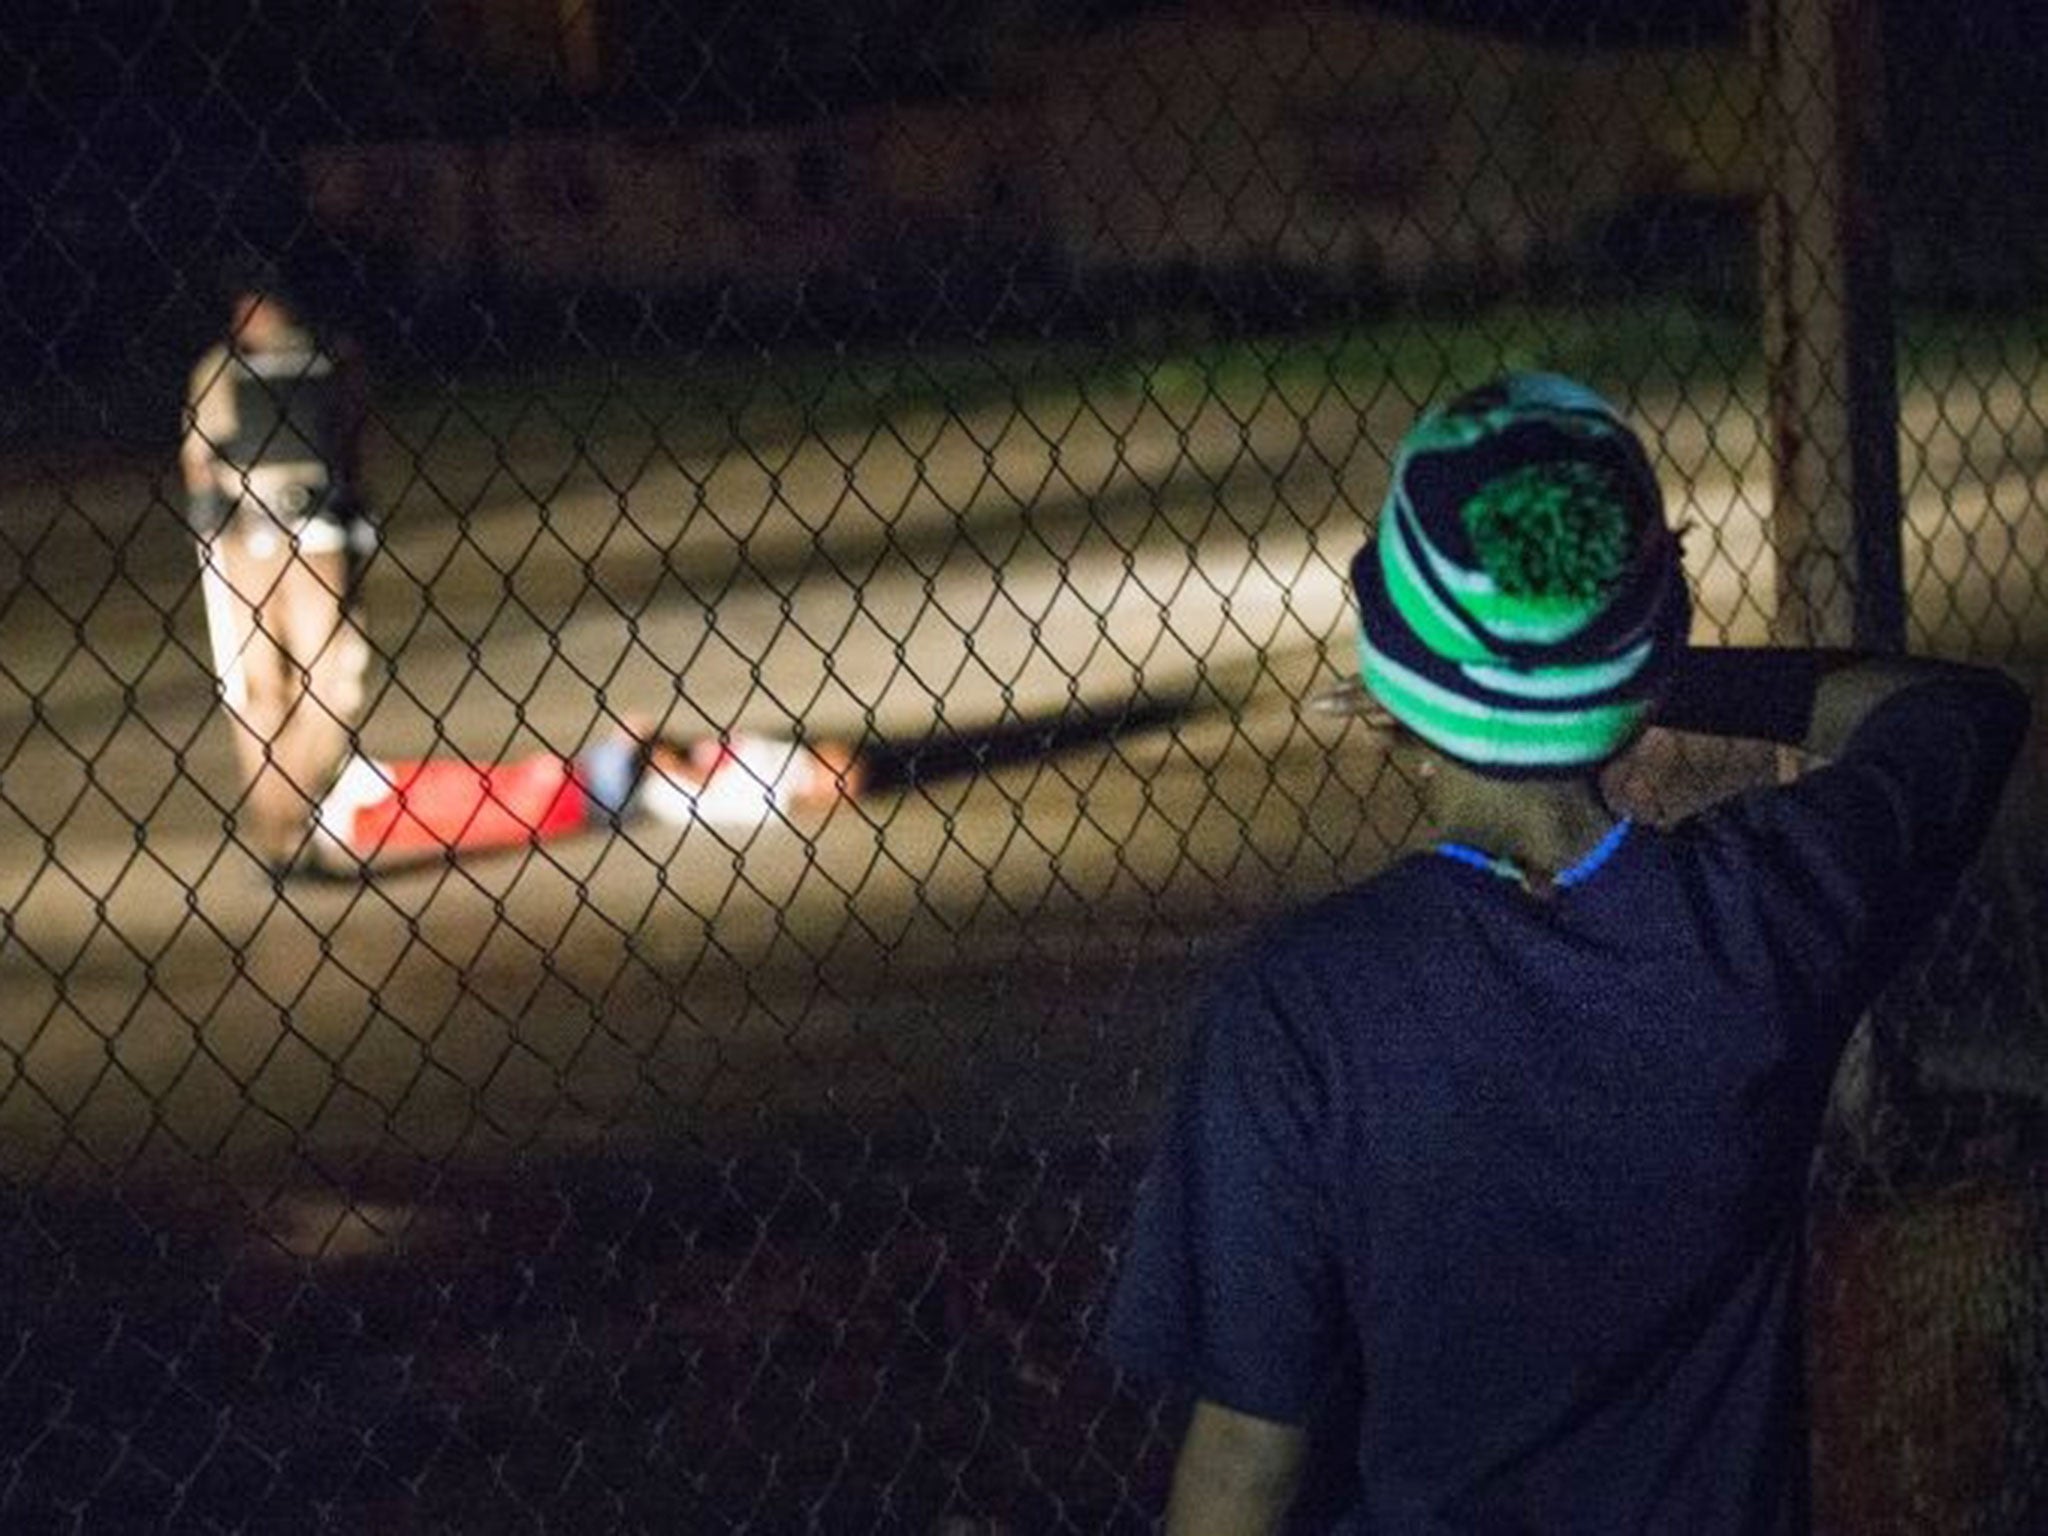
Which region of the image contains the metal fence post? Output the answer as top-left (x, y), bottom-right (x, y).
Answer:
top-left (1754, 0), bottom-right (1906, 652)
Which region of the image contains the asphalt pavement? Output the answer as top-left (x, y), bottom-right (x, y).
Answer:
top-left (2, 371), bottom-right (2043, 1198)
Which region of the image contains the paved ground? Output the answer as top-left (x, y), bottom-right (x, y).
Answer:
top-left (4, 370), bottom-right (2043, 1190)
top-left (2, 363), bottom-right (2044, 1529)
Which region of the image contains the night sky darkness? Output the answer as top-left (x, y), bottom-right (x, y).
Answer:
top-left (8, 0), bottom-right (2023, 141)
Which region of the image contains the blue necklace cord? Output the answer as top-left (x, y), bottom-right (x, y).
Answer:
top-left (1435, 817), bottom-right (1633, 892)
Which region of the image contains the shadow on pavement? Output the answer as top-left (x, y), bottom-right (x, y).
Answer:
top-left (856, 691), bottom-right (1195, 797)
top-left (1, 1132), bottom-right (1175, 1533)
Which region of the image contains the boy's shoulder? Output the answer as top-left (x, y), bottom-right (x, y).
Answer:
top-left (1241, 854), bottom-right (1450, 979)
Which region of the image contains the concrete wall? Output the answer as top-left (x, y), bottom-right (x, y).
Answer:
top-left (298, 7), bottom-right (1754, 298)
top-left (301, 99), bottom-right (1044, 294)
top-left (1038, 6), bottom-right (1755, 286)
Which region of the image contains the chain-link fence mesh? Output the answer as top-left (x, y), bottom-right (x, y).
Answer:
top-left (2, 1), bottom-right (2044, 1530)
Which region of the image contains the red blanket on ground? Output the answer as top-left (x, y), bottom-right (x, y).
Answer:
top-left (337, 754), bottom-right (592, 857)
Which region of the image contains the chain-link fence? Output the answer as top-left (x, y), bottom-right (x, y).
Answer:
top-left (2, 1), bottom-right (2044, 1530)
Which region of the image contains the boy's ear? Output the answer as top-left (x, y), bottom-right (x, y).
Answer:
top-left (1407, 734), bottom-right (1442, 782)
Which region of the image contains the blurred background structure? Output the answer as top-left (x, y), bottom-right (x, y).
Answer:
top-left (2, 1), bottom-right (2045, 1530)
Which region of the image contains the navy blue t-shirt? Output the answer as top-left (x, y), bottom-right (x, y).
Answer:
top-left (1104, 677), bottom-right (2028, 1534)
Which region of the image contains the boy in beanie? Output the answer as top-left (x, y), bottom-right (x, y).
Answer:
top-left (1103, 374), bottom-right (2029, 1533)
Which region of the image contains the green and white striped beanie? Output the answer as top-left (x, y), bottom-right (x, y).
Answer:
top-left (1351, 373), bottom-right (1689, 775)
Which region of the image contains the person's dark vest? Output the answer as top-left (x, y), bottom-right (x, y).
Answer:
top-left (220, 344), bottom-right (343, 481)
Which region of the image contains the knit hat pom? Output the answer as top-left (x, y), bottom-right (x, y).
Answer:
top-left (1461, 460), bottom-right (1632, 603)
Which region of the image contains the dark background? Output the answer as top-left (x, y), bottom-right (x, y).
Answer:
top-left (3, 0), bottom-right (2043, 443)
top-left (2, 5), bottom-right (2045, 1532)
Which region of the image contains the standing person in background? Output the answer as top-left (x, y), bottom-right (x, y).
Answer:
top-left (1102, 373), bottom-right (2030, 1534)
top-left (181, 272), bottom-right (373, 876)
top-left (179, 271), bottom-right (864, 879)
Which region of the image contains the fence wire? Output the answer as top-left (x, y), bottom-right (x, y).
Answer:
top-left (1, 2), bottom-right (2044, 1531)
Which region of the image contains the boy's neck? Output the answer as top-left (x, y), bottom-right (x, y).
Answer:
top-left (1426, 762), bottom-right (1617, 878)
